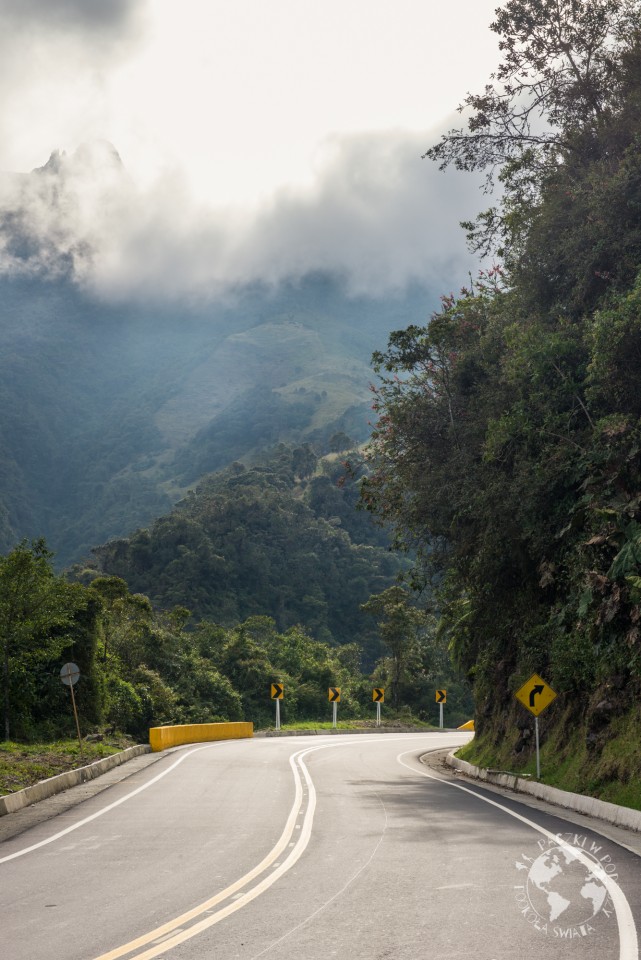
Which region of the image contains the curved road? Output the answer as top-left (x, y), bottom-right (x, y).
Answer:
top-left (1, 732), bottom-right (639, 960)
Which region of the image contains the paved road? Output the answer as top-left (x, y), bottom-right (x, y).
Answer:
top-left (1, 732), bottom-right (639, 960)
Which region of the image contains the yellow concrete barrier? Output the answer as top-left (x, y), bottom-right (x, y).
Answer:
top-left (149, 721), bottom-right (254, 752)
top-left (457, 719), bottom-right (475, 731)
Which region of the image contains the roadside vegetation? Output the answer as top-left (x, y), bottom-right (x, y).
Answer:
top-left (0, 458), bottom-right (472, 772)
top-left (362, 0), bottom-right (641, 802)
top-left (0, 717), bottom-right (446, 797)
top-left (0, 735), bottom-right (135, 796)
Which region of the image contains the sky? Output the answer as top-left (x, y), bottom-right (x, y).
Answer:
top-left (0, 0), bottom-right (502, 300)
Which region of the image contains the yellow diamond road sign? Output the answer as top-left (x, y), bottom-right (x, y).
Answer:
top-left (515, 673), bottom-right (557, 716)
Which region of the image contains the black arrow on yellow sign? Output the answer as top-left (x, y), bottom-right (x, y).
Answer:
top-left (328, 687), bottom-right (341, 702)
top-left (529, 684), bottom-right (544, 708)
top-left (271, 683), bottom-right (284, 700)
top-left (372, 688), bottom-right (384, 703)
top-left (435, 689), bottom-right (447, 704)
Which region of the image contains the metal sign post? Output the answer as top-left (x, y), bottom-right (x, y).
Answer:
top-left (328, 687), bottom-right (341, 727)
top-left (514, 673), bottom-right (557, 779)
top-left (435, 689), bottom-right (446, 729)
top-left (271, 683), bottom-right (284, 731)
top-left (372, 688), bottom-right (384, 727)
top-left (60, 662), bottom-right (82, 752)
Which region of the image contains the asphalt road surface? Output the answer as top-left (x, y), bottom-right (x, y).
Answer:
top-left (1, 732), bottom-right (640, 960)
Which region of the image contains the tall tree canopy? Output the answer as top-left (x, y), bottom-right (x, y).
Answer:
top-left (0, 540), bottom-right (89, 739)
top-left (426, 0), bottom-right (641, 257)
top-left (363, 0), bottom-right (641, 750)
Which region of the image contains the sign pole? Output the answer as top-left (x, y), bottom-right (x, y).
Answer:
top-left (514, 673), bottom-right (557, 780)
top-left (372, 689), bottom-right (384, 725)
top-left (439, 701), bottom-right (443, 729)
top-left (68, 679), bottom-right (83, 753)
top-left (271, 683), bottom-right (284, 730)
top-left (60, 663), bottom-right (82, 753)
top-left (333, 700), bottom-right (337, 728)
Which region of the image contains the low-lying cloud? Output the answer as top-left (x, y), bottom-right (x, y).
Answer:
top-left (0, 129), bottom-right (483, 302)
top-left (0, 1), bottom-right (145, 175)
top-left (0, 0), bottom-right (141, 34)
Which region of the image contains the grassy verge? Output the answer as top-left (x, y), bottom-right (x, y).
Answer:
top-left (273, 718), bottom-right (437, 731)
top-left (0, 736), bottom-right (136, 797)
top-left (456, 704), bottom-right (641, 811)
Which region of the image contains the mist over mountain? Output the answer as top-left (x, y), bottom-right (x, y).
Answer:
top-left (0, 136), bottom-right (477, 299)
top-left (0, 143), bottom-right (460, 567)
top-left (0, 252), bottom-right (434, 567)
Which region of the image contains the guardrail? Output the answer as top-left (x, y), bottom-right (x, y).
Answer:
top-left (149, 721), bottom-right (254, 752)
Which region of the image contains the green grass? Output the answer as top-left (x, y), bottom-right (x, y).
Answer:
top-left (0, 736), bottom-right (136, 796)
top-left (272, 718), bottom-right (437, 732)
top-left (456, 704), bottom-right (641, 811)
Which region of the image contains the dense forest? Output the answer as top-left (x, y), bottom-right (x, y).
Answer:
top-left (84, 446), bottom-right (407, 664)
top-left (0, 446), bottom-right (473, 743)
top-left (362, 0), bottom-right (641, 792)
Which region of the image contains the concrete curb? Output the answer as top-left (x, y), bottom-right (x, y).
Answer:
top-left (0, 745), bottom-right (151, 817)
top-left (446, 752), bottom-right (641, 833)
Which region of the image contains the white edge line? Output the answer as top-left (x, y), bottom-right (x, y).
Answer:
top-left (0, 746), bottom-right (211, 864)
top-left (397, 750), bottom-right (639, 960)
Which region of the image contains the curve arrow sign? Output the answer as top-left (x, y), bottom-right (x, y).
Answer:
top-left (529, 684), bottom-right (545, 708)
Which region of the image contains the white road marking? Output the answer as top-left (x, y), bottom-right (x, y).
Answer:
top-left (0, 746), bottom-right (212, 864)
top-left (2, 733), bottom-right (467, 960)
top-left (248, 791), bottom-right (390, 959)
top-left (397, 749), bottom-right (639, 960)
top-left (91, 747), bottom-right (317, 960)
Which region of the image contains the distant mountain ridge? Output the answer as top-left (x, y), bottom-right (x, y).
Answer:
top-left (0, 270), bottom-right (432, 567)
top-left (0, 145), bottom-right (435, 567)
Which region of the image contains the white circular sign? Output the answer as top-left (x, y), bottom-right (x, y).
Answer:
top-left (60, 662), bottom-right (80, 686)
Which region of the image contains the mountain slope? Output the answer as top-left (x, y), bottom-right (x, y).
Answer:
top-left (86, 450), bottom-right (408, 667)
top-left (0, 146), bottom-right (435, 566)
top-left (0, 270), bottom-right (430, 566)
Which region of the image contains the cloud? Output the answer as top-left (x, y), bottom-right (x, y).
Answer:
top-left (242, 132), bottom-right (480, 296)
top-left (0, 129), bottom-right (484, 302)
top-left (0, 0), bottom-right (142, 41)
top-left (0, 1), bottom-right (146, 174)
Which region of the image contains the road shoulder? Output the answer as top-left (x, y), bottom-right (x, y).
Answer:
top-left (421, 747), bottom-right (641, 858)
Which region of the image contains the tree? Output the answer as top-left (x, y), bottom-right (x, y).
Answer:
top-left (361, 587), bottom-right (428, 709)
top-left (362, 2), bottom-right (641, 745)
top-left (426, 0), bottom-right (641, 253)
top-left (0, 539), bottom-right (86, 740)
top-left (292, 444), bottom-right (318, 480)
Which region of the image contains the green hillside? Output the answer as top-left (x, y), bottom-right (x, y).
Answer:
top-left (85, 447), bottom-right (408, 668)
top-left (0, 268), bottom-right (428, 567)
